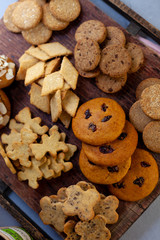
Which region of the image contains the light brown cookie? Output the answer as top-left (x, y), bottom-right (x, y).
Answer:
top-left (136, 78), bottom-right (160, 100)
top-left (99, 45), bottom-right (131, 77)
top-left (140, 84), bottom-right (160, 119)
top-left (49, 0), bottom-right (81, 22)
top-left (0, 90), bottom-right (11, 129)
top-left (129, 100), bottom-right (153, 132)
top-left (75, 62), bottom-right (100, 78)
top-left (3, 2), bottom-right (21, 33)
top-left (108, 148), bottom-right (159, 201)
top-left (102, 26), bottom-right (126, 48)
top-left (22, 22), bottom-right (52, 45)
top-left (72, 97), bottom-right (126, 145)
top-left (64, 220), bottom-right (80, 240)
top-left (42, 3), bottom-right (69, 31)
top-left (74, 39), bottom-right (101, 71)
top-left (79, 149), bottom-right (131, 185)
top-left (126, 42), bottom-right (144, 73)
top-left (143, 121), bottom-right (160, 153)
top-left (12, 0), bottom-right (42, 30)
top-left (75, 20), bottom-right (107, 44)
top-left (95, 72), bottom-right (127, 93)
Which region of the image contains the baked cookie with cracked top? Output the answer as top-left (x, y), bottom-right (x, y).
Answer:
top-left (108, 148), bottom-right (159, 201)
top-left (136, 78), bottom-right (160, 100)
top-left (99, 45), bottom-right (131, 77)
top-left (75, 20), bottom-right (107, 44)
top-left (72, 98), bottom-right (126, 145)
top-left (74, 38), bottom-right (101, 72)
top-left (82, 120), bottom-right (138, 166)
top-left (0, 90), bottom-right (11, 129)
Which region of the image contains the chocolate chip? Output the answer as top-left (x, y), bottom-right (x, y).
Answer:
top-left (84, 109), bottom-right (92, 119)
top-left (133, 177), bottom-right (144, 187)
top-left (99, 145), bottom-right (114, 154)
top-left (118, 132), bottom-right (127, 140)
top-left (108, 88), bottom-right (113, 92)
top-left (107, 166), bottom-right (119, 173)
top-left (101, 115), bottom-right (112, 122)
top-left (88, 123), bottom-right (97, 132)
top-left (113, 182), bottom-right (125, 189)
top-left (101, 103), bottom-right (108, 112)
top-left (141, 161), bottom-right (151, 168)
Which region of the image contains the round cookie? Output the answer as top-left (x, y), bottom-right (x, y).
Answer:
top-left (136, 78), bottom-right (160, 100)
top-left (143, 121), bottom-right (160, 153)
top-left (19, 0), bottom-right (46, 6)
top-left (140, 84), bottom-right (160, 119)
top-left (49, 0), bottom-right (81, 22)
top-left (82, 120), bottom-right (138, 166)
top-left (0, 90), bottom-right (11, 129)
top-left (95, 72), bottom-right (127, 93)
top-left (102, 26), bottom-right (126, 48)
top-left (42, 3), bottom-right (69, 31)
top-left (3, 2), bottom-right (21, 33)
top-left (12, 0), bottom-right (42, 30)
top-left (72, 97), bottom-right (126, 146)
top-left (99, 45), bottom-right (131, 77)
top-left (75, 20), bottom-right (107, 44)
top-left (126, 42), bottom-right (144, 73)
top-left (22, 22), bottom-right (52, 45)
top-left (108, 148), bottom-right (159, 201)
top-left (75, 62), bottom-right (100, 78)
top-left (129, 100), bottom-right (153, 132)
top-left (0, 55), bottom-right (16, 89)
top-left (74, 39), bottom-right (101, 71)
top-left (79, 149), bottom-right (131, 185)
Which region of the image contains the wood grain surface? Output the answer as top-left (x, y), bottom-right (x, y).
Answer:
top-left (0, 0), bottom-right (160, 239)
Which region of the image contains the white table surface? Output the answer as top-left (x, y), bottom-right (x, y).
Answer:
top-left (0, 1), bottom-right (160, 240)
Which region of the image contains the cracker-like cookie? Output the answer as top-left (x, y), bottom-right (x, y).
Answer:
top-left (100, 45), bottom-right (131, 77)
top-left (143, 121), bottom-right (160, 153)
top-left (136, 78), bottom-right (160, 100)
top-left (75, 20), bottom-right (107, 44)
top-left (129, 100), bottom-right (153, 132)
top-left (74, 39), bottom-right (101, 71)
top-left (3, 2), bottom-right (21, 33)
top-left (82, 120), bottom-right (138, 166)
top-left (72, 98), bottom-right (126, 145)
top-left (126, 42), bottom-right (144, 73)
top-left (0, 142), bottom-right (16, 174)
top-left (42, 3), bottom-right (69, 31)
top-left (22, 22), bottom-right (52, 45)
top-left (95, 72), bottom-right (127, 93)
top-left (108, 148), bottom-right (159, 201)
top-left (79, 149), bottom-right (131, 185)
top-left (49, 0), bottom-right (81, 22)
top-left (12, 0), bottom-right (42, 30)
top-left (140, 84), bottom-right (160, 119)
top-left (0, 90), bottom-right (11, 129)
top-left (64, 220), bottom-right (80, 240)
top-left (102, 26), bottom-right (126, 48)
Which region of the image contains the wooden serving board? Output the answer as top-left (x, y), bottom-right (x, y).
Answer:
top-left (0, 0), bottom-right (160, 239)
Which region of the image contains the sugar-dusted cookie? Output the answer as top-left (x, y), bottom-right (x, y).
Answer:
top-left (108, 148), bottom-right (159, 201)
top-left (129, 100), bottom-right (153, 132)
top-left (99, 45), bottom-right (131, 77)
top-left (79, 149), bottom-right (131, 185)
top-left (0, 55), bottom-right (16, 89)
top-left (82, 120), bottom-right (138, 166)
top-left (95, 72), bottom-right (127, 93)
top-left (136, 78), bottom-right (160, 100)
top-left (75, 20), bottom-right (107, 44)
top-left (0, 90), bottom-right (11, 129)
top-left (102, 26), bottom-right (126, 48)
top-left (3, 2), bottom-right (21, 33)
top-left (140, 84), bottom-right (160, 119)
top-left (72, 98), bottom-right (126, 145)
top-left (22, 22), bottom-right (52, 45)
top-left (49, 0), bottom-right (81, 22)
top-left (42, 3), bottom-right (69, 31)
top-left (74, 39), bottom-right (101, 71)
top-left (126, 42), bottom-right (144, 73)
top-left (143, 121), bottom-right (160, 153)
top-left (12, 0), bottom-right (42, 30)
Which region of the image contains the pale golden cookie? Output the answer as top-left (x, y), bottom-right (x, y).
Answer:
top-left (49, 0), bottom-right (81, 22)
top-left (22, 22), bottom-right (52, 45)
top-left (136, 78), bottom-right (160, 100)
top-left (12, 0), bottom-right (42, 30)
